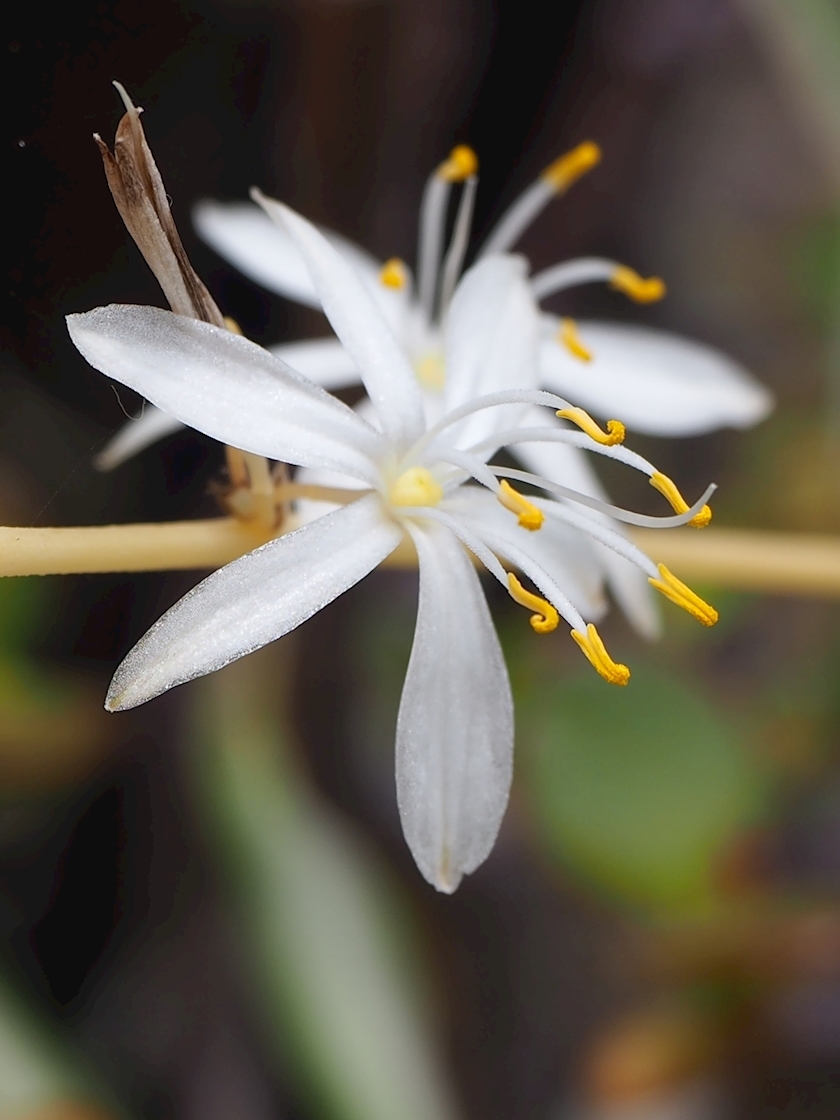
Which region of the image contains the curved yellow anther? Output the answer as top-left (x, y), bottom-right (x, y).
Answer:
top-left (559, 318), bottom-right (592, 362)
top-left (390, 467), bottom-right (443, 508)
top-left (610, 265), bottom-right (666, 303)
top-left (379, 257), bottom-right (408, 289)
top-left (224, 316), bottom-right (243, 335)
top-left (508, 573), bottom-right (559, 633)
top-left (556, 406), bottom-right (625, 446)
top-left (649, 471), bottom-right (712, 528)
top-left (541, 141), bottom-right (602, 191)
top-left (570, 624), bottom-right (631, 686)
top-left (438, 145), bottom-right (479, 182)
top-left (498, 479), bottom-right (544, 531)
top-left (648, 563), bottom-right (718, 627)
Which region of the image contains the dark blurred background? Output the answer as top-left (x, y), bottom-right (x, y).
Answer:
top-left (5, 1), bottom-right (840, 1117)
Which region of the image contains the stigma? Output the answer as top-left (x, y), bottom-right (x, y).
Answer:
top-left (649, 472), bottom-right (712, 528)
top-left (390, 466), bottom-right (443, 508)
top-left (559, 318), bottom-right (592, 362)
top-left (570, 624), bottom-right (631, 685)
top-left (498, 480), bottom-right (544, 530)
top-left (541, 141), bottom-right (602, 191)
top-left (648, 564), bottom-right (718, 627)
top-left (556, 406), bottom-right (625, 446)
top-left (610, 265), bottom-right (666, 303)
top-left (437, 145), bottom-right (479, 183)
top-left (507, 573), bottom-right (559, 633)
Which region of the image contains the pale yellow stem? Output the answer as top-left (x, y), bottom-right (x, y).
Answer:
top-left (2, 520), bottom-right (840, 595)
top-left (0, 520), bottom-right (275, 576)
top-left (632, 527), bottom-right (840, 598)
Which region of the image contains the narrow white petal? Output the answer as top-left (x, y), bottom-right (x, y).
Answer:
top-left (539, 319), bottom-right (773, 436)
top-left (68, 306), bottom-right (383, 483)
top-left (253, 192), bottom-right (425, 449)
top-left (444, 488), bottom-right (606, 620)
top-left (515, 428), bottom-right (661, 638)
top-left (269, 338), bottom-right (360, 391)
top-left (397, 519), bottom-right (513, 893)
top-left (193, 200), bottom-right (381, 309)
top-left (95, 405), bottom-right (185, 470)
top-left (443, 255), bottom-right (540, 450)
top-left (107, 494), bottom-right (400, 710)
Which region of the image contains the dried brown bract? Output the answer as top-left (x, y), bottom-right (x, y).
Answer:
top-left (95, 82), bottom-right (225, 327)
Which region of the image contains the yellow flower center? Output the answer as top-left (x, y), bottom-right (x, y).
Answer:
top-left (415, 353), bottom-right (445, 391)
top-left (390, 467), bottom-right (443, 508)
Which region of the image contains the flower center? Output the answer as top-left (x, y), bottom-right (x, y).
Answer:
top-left (389, 466), bottom-right (443, 508)
top-left (415, 352), bottom-right (445, 391)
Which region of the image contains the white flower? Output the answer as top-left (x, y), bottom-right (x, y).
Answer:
top-left (68, 202), bottom-right (718, 893)
top-left (98, 141), bottom-right (769, 638)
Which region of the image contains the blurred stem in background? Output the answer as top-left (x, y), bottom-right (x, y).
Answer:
top-left (0, 967), bottom-right (121, 1119)
top-left (189, 645), bottom-right (460, 1120)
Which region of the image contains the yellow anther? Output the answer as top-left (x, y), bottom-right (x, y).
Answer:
top-left (507, 573), bottom-right (559, 633)
top-left (570, 624), bottom-right (631, 686)
top-left (610, 265), bottom-right (666, 303)
top-left (379, 257), bottom-right (408, 289)
top-left (556, 406), bottom-right (625, 446)
top-left (648, 563), bottom-right (719, 627)
top-left (415, 353), bottom-right (446, 391)
top-left (559, 318), bottom-right (592, 362)
top-left (438, 145), bottom-right (479, 182)
top-left (390, 466), bottom-right (443, 508)
top-left (541, 141), bottom-right (602, 191)
top-left (649, 471), bottom-right (712, 528)
top-left (223, 316), bottom-right (243, 335)
top-left (498, 479), bottom-right (544, 531)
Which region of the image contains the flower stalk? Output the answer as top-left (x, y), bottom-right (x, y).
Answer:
top-left (1, 518), bottom-right (840, 597)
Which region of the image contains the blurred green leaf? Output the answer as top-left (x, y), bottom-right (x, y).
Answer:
top-left (0, 576), bottom-right (55, 656)
top-left (518, 664), bottom-right (760, 913)
top-left (192, 653), bottom-right (460, 1120)
top-left (0, 968), bottom-right (119, 1117)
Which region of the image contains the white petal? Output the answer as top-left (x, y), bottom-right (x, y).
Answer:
top-left (539, 319), bottom-right (773, 436)
top-left (95, 405), bottom-right (185, 470)
top-left (396, 519), bottom-right (513, 893)
top-left (269, 337), bottom-right (360, 391)
top-left (107, 494), bottom-right (400, 710)
top-left (443, 254), bottom-right (540, 450)
top-left (193, 200), bottom-right (381, 310)
top-left (443, 488), bottom-right (607, 621)
top-left (514, 426), bottom-right (661, 638)
top-left (68, 306), bottom-right (383, 484)
top-left (254, 193), bottom-right (425, 450)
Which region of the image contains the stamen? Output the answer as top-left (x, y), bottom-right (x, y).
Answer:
top-left (508, 573), bottom-right (559, 633)
top-left (497, 480), bottom-right (544, 531)
top-left (649, 471), bottom-right (712, 528)
top-left (437, 145), bottom-right (479, 182)
top-left (224, 316), bottom-right (243, 335)
top-left (648, 564), bottom-right (718, 627)
top-left (439, 174), bottom-right (478, 313)
top-left (541, 141), bottom-right (602, 191)
top-left (610, 265), bottom-right (666, 303)
top-left (559, 318), bottom-right (592, 362)
top-left (390, 466), bottom-right (443, 508)
top-left (570, 624), bottom-right (631, 685)
top-left (556, 406), bottom-right (625, 446)
top-left (379, 258), bottom-right (408, 289)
